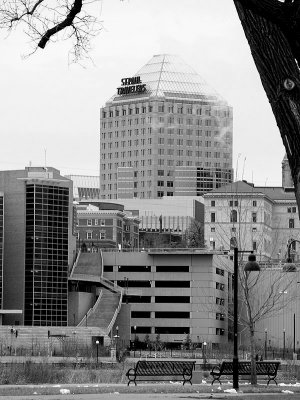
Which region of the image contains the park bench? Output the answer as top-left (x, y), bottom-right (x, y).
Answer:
top-left (210, 361), bottom-right (280, 385)
top-left (126, 360), bottom-right (196, 386)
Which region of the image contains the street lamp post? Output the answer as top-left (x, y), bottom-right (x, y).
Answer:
top-left (264, 329), bottom-right (268, 360)
top-left (283, 329), bottom-right (286, 359)
top-left (96, 340), bottom-right (99, 364)
top-left (202, 341), bottom-right (207, 370)
top-left (294, 313), bottom-right (296, 355)
top-left (232, 247), bottom-right (260, 390)
top-left (133, 326), bottom-right (137, 358)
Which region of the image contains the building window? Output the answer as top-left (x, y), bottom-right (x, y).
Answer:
top-left (216, 297), bottom-right (225, 306)
top-left (100, 232), bottom-right (106, 239)
top-left (211, 227), bottom-right (215, 232)
top-left (252, 212), bottom-right (257, 223)
top-left (288, 207), bottom-right (297, 213)
top-left (216, 313), bottom-right (225, 321)
top-left (229, 200), bottom-right (238, 207)
top-left (87, 232), bottom-right (92, 239)
top-left (216, 267), bottom-right (224, 276)
top-left (216, 328), bottom-right (225, 336)
top-left (253, 241), bottom-right (257, 251)
top-left (230, 210), bottom-right (237, 223)
top-left (157, 181), bottom-right (164, 187)
top-left (216, 282), bottom-right (225, 291)
top-left (211, 200), bottom-right (215, 207)
top-left (211, 212), bottom-right (216, 223)
top-left (230, 237), bottom-right (238, 249)
top-left (289, 218), bottom-right (295, 228)
top-left (101, 220), bottom-right (105, 226)
top-left (253, 200), bottom-right (257, 207)
top-left (87, 219), bottom-right (92, 226)
top-left (157, 191), bottom-right (164, 198)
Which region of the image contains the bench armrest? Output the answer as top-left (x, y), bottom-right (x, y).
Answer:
top-left (126, 368), bottom-right (136, 377)
top-left (210, 365), bottom-right (221, 374)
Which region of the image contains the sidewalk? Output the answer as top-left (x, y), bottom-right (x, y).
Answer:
top-left (0, 381), bottom-right (299, 397)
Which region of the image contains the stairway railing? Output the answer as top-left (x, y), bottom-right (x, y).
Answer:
top-left (77, 289), bottom-right (103, 327)
top-left (69, 249), bottom-right (81, 278)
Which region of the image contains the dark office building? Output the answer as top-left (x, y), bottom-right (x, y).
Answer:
top-left (0, 167), bottom-right (76, 326)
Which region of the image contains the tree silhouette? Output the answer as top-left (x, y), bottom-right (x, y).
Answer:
top-left (233, 0), bottom-right (300, 213)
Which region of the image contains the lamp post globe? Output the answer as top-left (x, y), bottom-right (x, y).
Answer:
top-left (244, 254), bottom-right (260, 272)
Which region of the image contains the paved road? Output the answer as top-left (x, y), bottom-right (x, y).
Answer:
top-left (0, 393), bottom-right (298, 400)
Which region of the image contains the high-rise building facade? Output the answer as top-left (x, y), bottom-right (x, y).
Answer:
top-left (100, 54), bottom-right (233, 200)
top-left (0, 167), bottom-right (76, 326)
top-left (0, 192), bottom-right (3, 310)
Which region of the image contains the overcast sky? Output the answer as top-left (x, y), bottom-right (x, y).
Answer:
top-left (0, 0), bottom-right (285, 186)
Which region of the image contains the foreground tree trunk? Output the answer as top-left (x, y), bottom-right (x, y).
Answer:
top-left (233, 0), bottom-right (300, 212)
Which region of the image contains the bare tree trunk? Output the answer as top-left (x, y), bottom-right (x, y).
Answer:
top-left (233, 1), bottom-right (300, 213)
top-left (249, 325), bottom-right (257, 385)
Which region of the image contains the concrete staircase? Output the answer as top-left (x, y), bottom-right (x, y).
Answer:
top-left (71, 250), bottom-right (124, 335)
top-left (78, 288), bottom-right (121, 333)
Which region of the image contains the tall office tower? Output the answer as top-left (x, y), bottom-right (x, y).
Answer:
top-left (100, 54), bottom-right (233, 200)
top-left (0, 167), bottom-right (76, 326)
top-left (0, 192), bottom-right (3, 310)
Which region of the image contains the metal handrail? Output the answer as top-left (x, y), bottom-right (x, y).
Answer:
top-left (77, 289), bottom-right (103, 327)
top-left (69, 250), bottom-right (81, 278)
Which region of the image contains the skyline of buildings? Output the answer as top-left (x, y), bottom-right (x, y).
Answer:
top-left (0, 52), bottom-right (298, 355)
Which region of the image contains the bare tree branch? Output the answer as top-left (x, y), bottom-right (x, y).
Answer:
top-left (38, 0), bottom-right (82, 49)
top-left (0, 0), bottom-right (103, 62)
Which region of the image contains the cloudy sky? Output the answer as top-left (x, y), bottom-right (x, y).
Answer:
top-left (0, 0), bottom-right (285, 186)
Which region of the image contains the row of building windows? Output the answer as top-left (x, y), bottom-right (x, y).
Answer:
top-left (103, 149), bottom-right (230, 158)
top-left (101, 161), bottom-right (232, 171)
top-left (210, 200), bottom-right (258, 207)
top-left (123, 296), bottom-right (226, 304)
top-left (210, 211), bottom-right (257, 224)
top-left (122, 296), bottom-right (190, 303)
top-left (102, 104), bottom-right (230, 118)
top-left (119, 280), bottom-right (190, 288)
top-left (79, 232), bottom-right (106, 240)
top-left (101, 118), bottom-right (229, 128)
top-left (101, 129), bottom-right (231, 140)
top-left (131, 311), bottom-right (190, 318)
top-left (130, 326), bottom-right (225, 335)
top-left (210, 217), bottom-right (295, 229)
top-left (131, 311), bottom-right (225, 320)
top-left (105, 265), bottom-right (189, 272)
top-left (85, 219), bottom-right (106, 226)
top-left (101, 128), bottom-right (231, 145)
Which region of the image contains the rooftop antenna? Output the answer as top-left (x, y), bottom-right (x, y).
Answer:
top-left (44, 148), bottom-right (48, 171)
